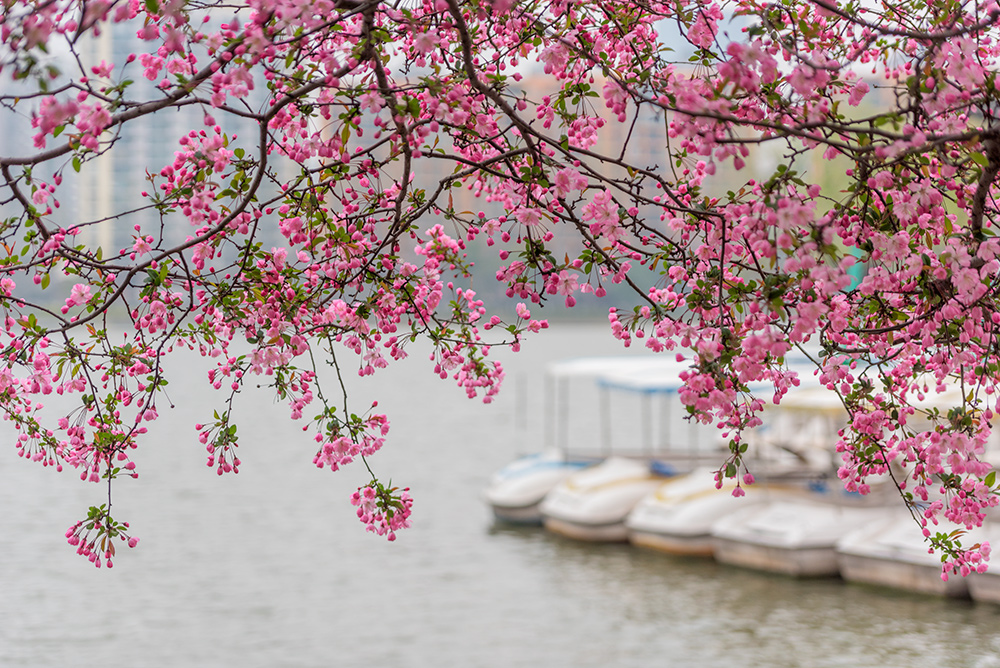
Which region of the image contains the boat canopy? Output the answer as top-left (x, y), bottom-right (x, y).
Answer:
top-left (544, 356), bottom-right (682, 381)
top-left (594, 360), bottom-right (696, 394)
top-left (595, 361), bottom-right (819, 397)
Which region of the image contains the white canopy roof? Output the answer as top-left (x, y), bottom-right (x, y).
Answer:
top-left (544, 356), bottom-right (681, 380)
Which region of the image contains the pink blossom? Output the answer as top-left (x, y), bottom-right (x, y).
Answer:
top-left (9, 0), bottom-right (1000, 569)
top-left (848, 80), bottom-right (870, 106)
top-left (582, 189), bottom-right (622, 241)
top-left (411, 32), bottom-right (439, 56)
top-left (68, 284), bottom-right (92, 306)
top-left (552, 168), bottom-right (588, 198)
top-left (133, 237), bottom-right (152, 256)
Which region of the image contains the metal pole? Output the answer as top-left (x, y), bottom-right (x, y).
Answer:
top-left (689, 402), bottom-right (697, 454)
top-left (544, 372), bottom-right (554, 452)
top-left (643, 392), bottom-right (652, 456)
top-left (600, 384), bottom-right (611, 456)
top-left (558, 376), bottom-right (569, 453)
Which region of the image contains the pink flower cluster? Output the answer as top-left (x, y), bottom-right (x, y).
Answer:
top-left (65, 507), bottom-right (139, 569)
top-left (350, 483), bottom-right (413, 541)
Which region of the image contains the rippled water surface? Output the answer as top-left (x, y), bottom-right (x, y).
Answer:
top-left (3, 325), bottom-right (1000, 667)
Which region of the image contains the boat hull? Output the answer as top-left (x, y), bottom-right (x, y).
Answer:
top-left (629, 529), bottom-right (715, 556)
top-left (969, 573), bottom-right (1000, 604)
top-left (838, 552), bottom-right (969, 597)
top-left (711, 501), bottom-right (893, 578)
top-left (491, 501), bottom-right (547, 525)
top-left (836, 514), bottom-right (971, 598)
top-left (543, 516), bottom-right (632, 542)
top-left (540, 456), bottom-right (675, 543)
top-left (955, 522), bottom-right (998, 603)
top-left (626, 470), bottom-right (809, 558)
top-left (713, 537), bottom-right (842, 577)
top-left (485, 452), bottom-right (595, 525)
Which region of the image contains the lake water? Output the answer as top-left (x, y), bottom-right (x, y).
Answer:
top-left (3, 324), bottom-right (1000, 667)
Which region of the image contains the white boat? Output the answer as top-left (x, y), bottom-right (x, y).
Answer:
top-left (537, 358), bottom-right (738, 541)
top-left (626, 383), bottom-right (849, 557)
top-left (836, 511), bottom-right (971, 598)
top-left (626, 468), bottom-right (810, 556)
top-left (712, 497), bottom-right (895, 577)
top-left (702, 383), bottom-right (901, 577)
top-left (484, 356), bottom-right (689, 524)
top-left (539, 456), bottom-right (679, 541)
top-left (484, 451), bottom-right (595, 524)
top-left (537, 356), bottom-right (833, 542)
top-left (829, 385), bottom-right (998, 595)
